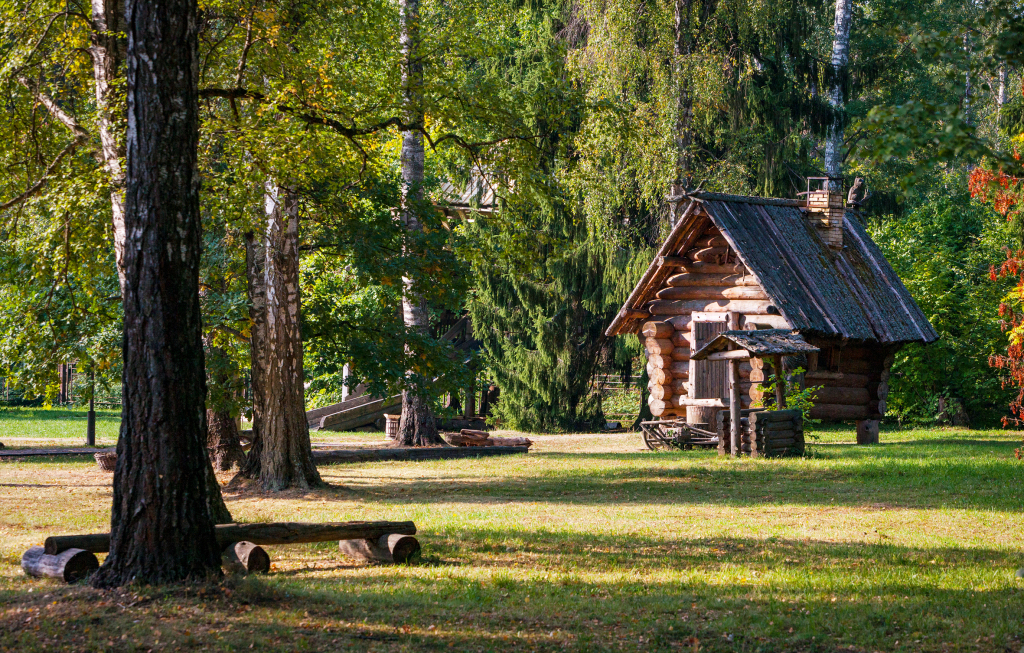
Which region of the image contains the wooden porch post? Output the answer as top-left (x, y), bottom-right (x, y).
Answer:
top-left (729, 359), bottom-right (741, 457)
top-left (773, 355), bottom-right (786, 409)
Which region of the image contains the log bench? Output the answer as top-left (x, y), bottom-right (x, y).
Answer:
top-left (25, 520), bottom-right (420, 583)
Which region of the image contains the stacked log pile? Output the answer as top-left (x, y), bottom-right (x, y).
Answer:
top-left (444, 429), bottom-right (533, 449)
top-left (717, 409), bottom-right (804, 457)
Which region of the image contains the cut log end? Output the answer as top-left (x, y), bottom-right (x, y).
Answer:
top-left (339, 534), bottom-right (421, 564)
top-left (21, 546), bottom-right (98, 583)
top-left (222, 541), bottom-right (270, 574)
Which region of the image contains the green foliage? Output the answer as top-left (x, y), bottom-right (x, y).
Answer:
top-left (756, 368), bottom-right (822, 425)
top-left (869, 173), bottom-right (1017, 425)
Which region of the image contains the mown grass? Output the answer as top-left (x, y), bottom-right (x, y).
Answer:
top-left (0, 421), bottom-right (1022, 652)
top-left (0, 406), bottom-right (122, 446)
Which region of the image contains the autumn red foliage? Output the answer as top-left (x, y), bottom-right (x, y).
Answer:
top-left (970, 155), bottom-right (1024, 452)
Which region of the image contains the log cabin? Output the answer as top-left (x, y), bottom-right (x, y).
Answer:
top-left (605, 189), bottom-right (938, 442)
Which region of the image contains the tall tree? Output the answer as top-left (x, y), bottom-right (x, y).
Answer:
top-left (91, 0), bottom-right (222, 587)
top-left (825, 0), bottom-right (853, 190)
top-left (396, 0), bottom-right (443, 446)
top-left (241, 185), bottom-right (322, 488)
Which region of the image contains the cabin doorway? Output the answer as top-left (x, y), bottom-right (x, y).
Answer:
top-left (689, 313), bottom-right (731, 426)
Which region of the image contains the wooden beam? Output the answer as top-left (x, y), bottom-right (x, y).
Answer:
top-left (675, 398), bottom-right (727, 408)
top-left (773, 354), bottom-right (787, 409)
top-left (729, 359), bottom-right (741, 458)
top-left (656, 256), bottom-right (690, 268)
top-left (705, 350), bottom-right (751, 361)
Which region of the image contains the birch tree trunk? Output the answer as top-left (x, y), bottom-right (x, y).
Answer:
top-left (824, 0), bottom-right (853, 191)
top-left (241, 184), bottom-right (322, 489)
top-left (668, 0), bottom-right (693, 228)
top-left (91, 0), bottom-right (221, 587)
top-left (396, 0), bottom-right (442, 447)
top-left (998, 66), bottom-right (1008, 110)
top-left (240, 231), bottom-right (268, 480)
top-left (90, 0), bottom-right (128, 290)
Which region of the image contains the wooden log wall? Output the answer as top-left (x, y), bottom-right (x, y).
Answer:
top-left (642, 319), bottom-right (689, 418)
top-left (805, 341), bottom-right (898, 421)
top-left (641, 222), bottom-right (791, 421)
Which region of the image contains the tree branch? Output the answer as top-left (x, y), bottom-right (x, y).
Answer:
top-left (17, 76), bottom-right (92, 142)
top-left (0, 139), bottom-right (83, 211)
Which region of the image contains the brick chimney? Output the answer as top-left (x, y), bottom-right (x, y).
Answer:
top-left (804, 187), bottom-right (845, 250)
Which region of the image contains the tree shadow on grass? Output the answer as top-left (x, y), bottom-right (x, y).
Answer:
top-left (5, 532), bottom-right (1019, 652)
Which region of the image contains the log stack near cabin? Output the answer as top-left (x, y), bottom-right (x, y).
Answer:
top-left (610, 189), bottom-right (937, 443)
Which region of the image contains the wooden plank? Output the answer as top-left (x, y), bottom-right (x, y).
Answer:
top-left (319, 395), bottom-right (401, 431)
top-left (705, 350), bottom-right (751, 361)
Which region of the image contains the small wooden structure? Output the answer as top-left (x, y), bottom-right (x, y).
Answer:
top-left (692, 329), bottom-right (816, 456)
top-left (606, 190), bottom-right (938, 444)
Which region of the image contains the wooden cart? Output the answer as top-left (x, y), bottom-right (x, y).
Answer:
top-left (639, 417), bottom-right (720, 451)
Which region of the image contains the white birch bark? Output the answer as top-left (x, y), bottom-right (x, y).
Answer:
top-left (90, 0), bottom-right (128, 290)
top-left (255, 183), bottom-right (322, 489)
top-left (998, 67), bottom-right (1008, 109)
top-left (824, 0), bottom-right (853, 191)
top-left (396, 0), bottom-right (442, 446)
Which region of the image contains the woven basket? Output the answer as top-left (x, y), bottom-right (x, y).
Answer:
top-left (94, 451), bottom-right (117, 472)
top-left (384, 414), bottom-right (401, 439)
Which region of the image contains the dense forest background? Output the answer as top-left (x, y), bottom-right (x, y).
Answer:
top-left (1, 0), bottom-right (1022, 430)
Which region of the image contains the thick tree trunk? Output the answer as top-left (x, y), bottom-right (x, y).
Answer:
top-left (396, 0), bottom-right (442, 447)
top-left (825, 0), bottom-right (853, 191)
top-left (207, 408), bottom-right (246, 471)
top-left (91, 0), bottom-right (222, 588)
top-left (243, 184), bottom-right (322, 489)
top-left (668, 0), bottom-right (693, 227)
top-left (239, 231), bottom-right (268, 480)
top-left (90, 0), bottom-right (128, 290)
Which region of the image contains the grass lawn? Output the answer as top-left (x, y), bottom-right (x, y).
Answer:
top-left (0, 414), bottom-right (1022, 652)
top-left (0, 407), bottom-right (123, 447)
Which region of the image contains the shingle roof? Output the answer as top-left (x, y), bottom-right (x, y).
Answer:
top-left (606, 193), bottom-right (938, 345)
top-left (691, 330), bottom-right (820, 361)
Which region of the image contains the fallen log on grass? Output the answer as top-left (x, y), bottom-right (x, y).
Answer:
top-left (445, 431), bottom-right (533, 448)
top-left (21, 546), bottom-right (98, 582)
top-left (313, 445), bottom-right (529, 464)
top-left (339, 534), bottom-right (421, 564)
top-left (222, 541), bottom-right (270, 574)
top-left (44, 520), bottom-right (417, 555)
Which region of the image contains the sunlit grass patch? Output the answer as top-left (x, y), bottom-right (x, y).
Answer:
top-left (1, 425), bottom-right (1022, 651)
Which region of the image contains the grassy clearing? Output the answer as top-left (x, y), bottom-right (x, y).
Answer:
top-left (1, 422), bottom-right (1022, 652)
top-left (0, 407), bottom-right (122, 447)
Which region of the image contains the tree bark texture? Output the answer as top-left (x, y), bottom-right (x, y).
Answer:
top-left (91, 0), bottom-right (221, 588)
top-left (207, 408), bottom-right (246, 471)
top-left (90, 0), bottom-right (128, 290)
top-left (246, 184), bottom-right (322, 489)
top-left (396, 0), bottom-right (442, 447)
top-left (825, 0), bottom-right (852, 190)
top-left (239, 232), bottom-right (268, 480)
